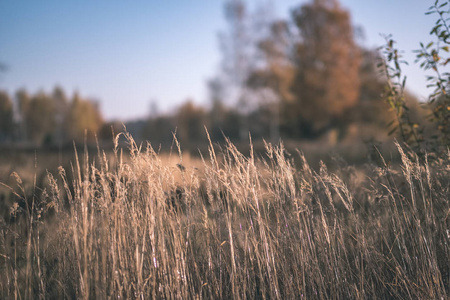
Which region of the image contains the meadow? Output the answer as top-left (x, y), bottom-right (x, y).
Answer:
top-left (0, 132), bottom-right (448, 299)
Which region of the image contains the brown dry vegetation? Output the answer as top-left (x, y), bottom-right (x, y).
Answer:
top-left (0, 131), bottom-right (448, 299)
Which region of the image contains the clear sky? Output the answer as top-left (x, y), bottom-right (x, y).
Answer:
top-left (0, 0), bottom-right (437, 121)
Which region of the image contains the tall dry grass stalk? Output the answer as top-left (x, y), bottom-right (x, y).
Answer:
top-left (0, 132), bottom-right (449, 299)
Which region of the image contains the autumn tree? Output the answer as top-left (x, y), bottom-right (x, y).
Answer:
top-left (343, 49), bottom-right (407, 140)
top-left (66, 92), bottom-right (103, 143)
top-left (247, 20), bottom-right (296, 141)
top-left (343, 50), bottom-right (390, 128)
top-left (248, 20), bottom-right (295, 104)
top-left (25, 92), bottom-right (56, 145)
top-left (290, 0), bottom-right (361, 137)
top-left (0, 91), bottom-right (13, 141)
top-left (175, 100), bottom-right (208, 147)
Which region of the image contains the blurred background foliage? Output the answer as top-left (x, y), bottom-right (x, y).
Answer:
top-left (0, 0), bottom-right (442, 153)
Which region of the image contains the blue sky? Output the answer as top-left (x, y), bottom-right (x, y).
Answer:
top-left (0, 0), bottom-right (436, 121)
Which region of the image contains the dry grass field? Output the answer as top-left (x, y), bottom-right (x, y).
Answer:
top-left (0, 132), bottom-right (448, 299)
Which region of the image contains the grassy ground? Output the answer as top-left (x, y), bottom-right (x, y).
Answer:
top-left (0, 132), bottom-right (448, 299)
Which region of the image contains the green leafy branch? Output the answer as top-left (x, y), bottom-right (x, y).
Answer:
top-left (379, 36), bottom-right (422, 146)
top-left (414, 0), bottom-right (450, 145)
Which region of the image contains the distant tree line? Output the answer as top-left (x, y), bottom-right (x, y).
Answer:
top-left (0, 0), bottom-right (433, 149)
top-left (0, 87), bottom-right (104, 146)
